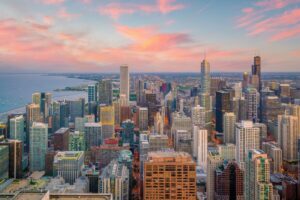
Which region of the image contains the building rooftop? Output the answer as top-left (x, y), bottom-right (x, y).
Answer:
top-left (146, 149), bottom-right (194, 163)
top-left (55, 128), bottom-right (69, 134)
top-left (54, 151), bottom-right (84, 162)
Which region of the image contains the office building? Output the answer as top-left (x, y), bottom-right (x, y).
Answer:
top-left (215, 161), bottom-right (244, 200)
top-left (99, 105), bottom-right (115, 140)
top-left (120, 65), bottom-right (130, 105)
top-left (29, 122), bottom-right (48, 171)
top-left (53, 151), bottom-right (84, 184)
top-left (193, 126), bottom-right (207, 171)
top-left (99, 160), bottom-right (129, 200)
top-left (84, 122), bottom-right (102, 149)
top-left (191, 105), bottom-right (206, 128)
top-left (200, 59), bottom-right (211, 94)
top-left (216, 90), bottom-right (231, 132)
top-left (245, 149), bottom-right (273, 200)
top-left (278, 114), bottom-right (299, 162)
top-left (0, 145), bottom-right (9, 179)
top-left (88, 84), bottom-right (97, 103)
top-left (223, 112), bottom-right (236, 144)
top-left (69, 98), bottom-right (85, 122)
top-left (251, 56), bottom-right (262, 91)
top-left (262, 141), bottom-right (282, 173)
top-left (235, 121), bottom-right (260, 169)
top-left (9, 115), bottom-right (25, 142)
top-left (0, 140), bottom-right (23, 178)
top-left (69, 131), bottom-right (86, 151)
top-left (217, 143), bottom-right (236, 160)
top-left (207, 151), bottom-right (223, 200)
top-left (138, 107), bottom-right (148, 131)
top-left (98, 79), bottom-right (113, 105)
top-left (53, 128), bottom-right (69, 151)
top-left (245, 88), bottom-right (260, 122)
top-left (173, 129), bottom-right (192, 154)
top-left (143, 151), bottom-right (196, 200)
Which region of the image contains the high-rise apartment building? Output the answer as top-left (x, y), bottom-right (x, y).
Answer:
top-left (53, 127), bottom-right (69, 151)
top-left (223, 112), bottom-right (236, 144)
top-left (191, 105), bottom-right (206, 128)
top-left (207, 151), bottom-right (223, 200)
top-left (193, 126), bottom-right (207, 171)
top-left (98, 79), bottom-right (113, 105)
top-left (216, 90), bottom-right (231, 132)
top-left (53, 151), bottom-right (84, 184)
top-left (262, 141), bottom-right (282, 173)
top-left (84, 122), bottom-right (102, 149)
top-left (99, 160), bottom-right (129, 200)
top-left (245, 149), bottom-right (273, 200)
top-left (29, 122), bottom-right (48, 171)
top-left (235, 121), bottom-right (260, 169)
top-left (120, 65), bottom-right (130, 105)
top-left (278, 113), bottom-right (299, 162)
top-left (143, 150), bottom-right (196, 200)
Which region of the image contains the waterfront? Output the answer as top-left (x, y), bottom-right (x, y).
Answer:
top-left (0, 74), bottom-right (95, 120)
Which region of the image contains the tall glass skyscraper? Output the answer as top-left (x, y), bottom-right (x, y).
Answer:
top-left (120, 65), bottom-right (129, 105)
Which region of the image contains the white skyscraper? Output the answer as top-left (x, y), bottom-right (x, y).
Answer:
top-left (278, 113), bottom-right (299, 162)
top-left (193, 126), bottom-right (207, 171)
top-left (223, 112), bottom-right (236, 144)
top-left (235, 120), bottom-right (260, 169)
top-left (120, 65), bottom-right (129, 105)
top-left (191, 105), bottom-right (206, 128)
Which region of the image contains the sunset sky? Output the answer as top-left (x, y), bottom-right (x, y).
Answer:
top-left (0, 0), bottom-right (300, 72)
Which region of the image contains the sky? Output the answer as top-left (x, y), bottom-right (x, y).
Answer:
top-left (0, 0), bottom-right (300, 73)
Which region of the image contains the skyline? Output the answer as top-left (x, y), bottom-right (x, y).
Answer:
top-left (1, 0), bottom-right (300, 73)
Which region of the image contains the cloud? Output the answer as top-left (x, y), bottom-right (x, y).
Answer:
top-left (41, 0), bottom-right (64, 5)
top-left (57, 8), bottom-right (80, 20)
top-left (237, 0), bottom-right (300, 41)
top-left (98, 0), bottom-right (185, 19)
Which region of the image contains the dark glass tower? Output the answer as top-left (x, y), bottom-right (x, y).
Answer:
top-left (215, 90), bottom-right (231, 132)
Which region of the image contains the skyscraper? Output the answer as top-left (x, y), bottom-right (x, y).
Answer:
top-left (193, 126), bottom-right (207, 171)
top-left (84, 122), bottom-right (102, 149)
top-left (235, 121), bottom-right (260, 169)
top-left (99, 105), bottom-right (115, 140)
top-left (98, 79), bottom-right (113, 105)
top-left (200, 59), bottom-right (211, 94)
top-left (88, 84), bottom-right (97, 103)
top-left (252, 56), bottom-right (261, 91)
top-left (245, 87), bottom-right (260, 122)
top-left (207, 151), bottom-right (223, 200)
top-left (138, 107), bottom-right (148, 131)
top-left (191, 105), bottom-right (206, 128)
top-left (9, 115), bottom-right (25, 142)
top-left (278, 113), bottom-right (299, 162)
top-left (68, 98), bottom-right (85, 122)
top-left (120, 65), bottom-right (130, 105)
top-left (143, 150), bottom-right (196, 200)
top-left (53, 151), bottom-right (84, 184)
top-left (215, 161), bottom-right (244, 200)
top-left (262, 141), bottom-right (282, 173)
top-left (223, 112), bottom-right (236, 144)
top-left (216, 90), bottom-right (231, 132)
top-left (99, 160), bottom-right (129, 200)
top-left (29, 122), bottom-right (48, 171)
top-left (245, 149), bottom-right (273, 200)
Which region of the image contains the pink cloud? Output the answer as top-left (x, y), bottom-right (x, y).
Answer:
top-left (0, 18), bottom-right (252, 72)
top-left (41, 0), bottom-right (64, 5)
top-left (157, 0), bottom-right (185, 14)
top-left (99, 0), bottom-right (185, 19)
top-left (238, 0), bottom-right (300, 41)
top-left (57, 8), bottom-right (80, 20)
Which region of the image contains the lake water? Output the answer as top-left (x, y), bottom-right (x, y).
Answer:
top-left (0, 74), bottom-right (95, 119)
